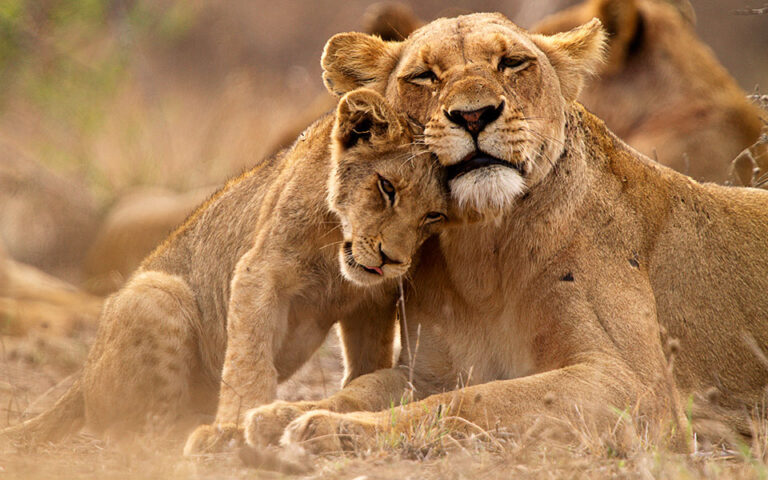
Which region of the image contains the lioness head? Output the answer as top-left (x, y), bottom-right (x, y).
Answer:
top-left (322, 13), bottom-right (605, 217)
top-left (329, 89), bottom-right (448, 286)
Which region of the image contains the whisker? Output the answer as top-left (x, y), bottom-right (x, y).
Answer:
top-left (318, 224), bottom-right (342, 238)
top-left (319, 240), bottom-right (344, 251)
top-left (520, 127), bottom-right (565, 147)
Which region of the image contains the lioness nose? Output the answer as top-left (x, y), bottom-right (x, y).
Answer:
top-left (444, 102), bottom-right (504, 136)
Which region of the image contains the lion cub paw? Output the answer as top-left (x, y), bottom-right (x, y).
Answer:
top-left (183, 423), bottom-right (244, 456)
top-left (281, 410), bottom-right (374, 454)
top-left (243, 401), bottom-right (312, 447)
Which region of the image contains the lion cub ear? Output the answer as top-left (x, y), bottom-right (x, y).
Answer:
top-left (322, 33), bottom-right (403, 96)
top-left (333, 88), bottom-right (406, 151)
top-left (532, 18), bottom-right (607, 102)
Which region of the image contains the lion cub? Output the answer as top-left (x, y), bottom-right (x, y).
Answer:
top-left (3, 89), bottom-right (447, 449)
top-left (185, 89), bottom-right (448, 452)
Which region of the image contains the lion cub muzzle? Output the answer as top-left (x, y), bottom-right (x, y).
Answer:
top-left (341, 237), bottom-right (410, 284)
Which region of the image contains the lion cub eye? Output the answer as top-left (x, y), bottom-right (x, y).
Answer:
top-left (377, 175), bottom-right (396, 206)
top-left (423, 212), bottom-right (447, 224)
top-left (406, 69), bottom-right (438, 86)
top-left (498, 57), bottom-right (531, 73)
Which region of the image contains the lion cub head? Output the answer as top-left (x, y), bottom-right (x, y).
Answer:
top-left (321, 13), bottom-right (606, 218)
top-left (328, 89), bottom-right (448, 286)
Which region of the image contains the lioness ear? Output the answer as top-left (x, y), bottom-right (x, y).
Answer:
top-left (532, 18), bottom-right (607, 102)
top-left (363, 2), bottom-right (423, 41)
top-left (322, 33), bottom-right (402, 96)
top-left (663, 0), bottom-right (696, 25)
top-left (591, 0), bottom-right (640, 74)
top-left (334, 89), bottom-right (404, 150)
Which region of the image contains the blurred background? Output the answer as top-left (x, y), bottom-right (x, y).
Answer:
top-left (1, 0), bottom-right (765, 202)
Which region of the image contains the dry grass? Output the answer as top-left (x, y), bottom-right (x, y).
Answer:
top-left (4, 325), bottom-right (768, 479)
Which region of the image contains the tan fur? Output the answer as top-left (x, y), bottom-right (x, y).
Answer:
top-left (533, 0), bottom-right (763, 182)
top-left (1, 91), bottom-right (447, 450)
top-left (242, 13), bottom-right (768, 454)
top-left (0, 255), bottom-right (102, 337)
top-left (0, 241), bottom-right (7, 291)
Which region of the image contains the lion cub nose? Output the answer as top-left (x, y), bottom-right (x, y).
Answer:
top-left (378, 243), bottom-right (403, 266)
top-left (444, 102), bottom-right (504, 136)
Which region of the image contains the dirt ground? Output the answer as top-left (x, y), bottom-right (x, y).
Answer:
top-left (3, 319), bottom-right (768, 479)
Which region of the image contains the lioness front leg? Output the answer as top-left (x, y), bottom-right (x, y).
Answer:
top-left (185, 251), bottom-right (293, 455)
top-left (282, 356), bottom-right (686, 454)
top-left (281, 281), bottom-right (691, 454)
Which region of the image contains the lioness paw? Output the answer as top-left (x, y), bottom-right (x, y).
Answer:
top-left (183, 423), bottom-right (244, 456)
top-left (243, 401), bottom-right (311, 447)
top-left (280, 410), bottom-right (374, 454)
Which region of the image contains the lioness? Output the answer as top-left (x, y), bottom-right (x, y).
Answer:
top-left (2, 89), bottom-right (448, 445)
top-left (240, 13), bottom-right (768, 454)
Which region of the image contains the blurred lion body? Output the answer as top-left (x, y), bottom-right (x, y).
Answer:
top-left (82, 186), bottom-right (217, 295)
top-left (241, 13), bottom-right (768, 453)
top-left (0, 255), bottom-right (102, 337)
top-left (0, 145), bottom-right (99, 282)
top-left (0, 237), bottom-right (101, 339)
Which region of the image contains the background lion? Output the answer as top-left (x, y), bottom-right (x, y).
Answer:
top-left (533, 0), bottom-right (764, 182)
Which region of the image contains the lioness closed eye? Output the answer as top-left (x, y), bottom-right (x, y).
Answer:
top-left (2, 89), bottom-right (448, 452)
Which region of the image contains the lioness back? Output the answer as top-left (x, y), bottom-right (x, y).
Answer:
top-left (573, 107), bottom-right (768, 418)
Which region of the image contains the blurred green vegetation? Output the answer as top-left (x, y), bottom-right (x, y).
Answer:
top-left (0, 0), bottom-right (197, 108)
top-left (0, 0), bottom-right (202, 203)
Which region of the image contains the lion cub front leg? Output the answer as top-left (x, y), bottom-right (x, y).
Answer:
top-left (243, 300), bottom-right (401, 448)
top-left (185, 249), bottom-right (296, 455)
